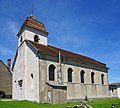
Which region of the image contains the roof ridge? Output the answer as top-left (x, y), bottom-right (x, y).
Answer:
top-left (48, 45), bottom-right (105, 65)
top-left (26, 40), bottom-right (107, 72)
top-left (27, 40), bottom-right (106, 67)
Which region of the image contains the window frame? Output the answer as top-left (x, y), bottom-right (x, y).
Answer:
top-left (68, 68), bottom-right (73, 82)
top-left (49, 65), bottom-right (55, 81)
top-left (91, 72), bottom-right (95, 84)
top-left (34, 35), bottom-right (39, 42)
top-left (101, 74), bottom-right (104, 84)
top-left (80, 70), bottom-right (85, 83)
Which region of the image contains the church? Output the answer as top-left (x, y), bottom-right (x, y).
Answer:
top-left (12, 15), bottom-right (109, 104)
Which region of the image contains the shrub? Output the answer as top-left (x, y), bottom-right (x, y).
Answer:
top-left (85, 96), bottom-right (88, 101)
top-left (0, 91), bottom-right (5, 98)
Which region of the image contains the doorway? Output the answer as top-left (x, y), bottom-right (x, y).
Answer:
top-left (47, 90), bottom-right (51, 103)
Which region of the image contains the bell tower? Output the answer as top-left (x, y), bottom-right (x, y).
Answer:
top-left (17, 16), bottom-right (49, 46)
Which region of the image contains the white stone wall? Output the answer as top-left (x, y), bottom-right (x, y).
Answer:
top-left (24, 41), bottom-right (40, 102)
top-left (13, 41), bottom-right (40, 102)
top-left (18, 27), bottom-right (48, 46)
top-left (13, 42), bottom-right (26, 100)
top-left (117, 86), bottom-right (120, 98)
top-left (109, 89), bottom-right (118, 98)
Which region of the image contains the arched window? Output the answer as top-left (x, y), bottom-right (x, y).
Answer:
top-left (81, 70), bottom-right (85, 83)
top-left (91, 72), bottom-right (95, 84)
top-left (49, 65), bottom-right (55, 81)
top-left (34, 35), bottom-right (39, 42)
top-left (68, 68), bottom-right (73, 82)
top-left (101, 74), bottom-right (104, 84)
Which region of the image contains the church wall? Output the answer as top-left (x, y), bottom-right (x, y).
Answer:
top-left (109, 89), bottom-right (118, 98)
top-left (117, 86), bottom-right (120, 98)
top-left (13, 41), bottom-right (40, 102)
top-left (13, 42), bottom-right (26, 100)
top-left (39, 54), bottom-right (109, 102)
top-left (18, 27), bottom-right (48, 46)
top-left (25, 27), bottom-right (48, 45)
top-left (62, 63), bottom-right (109, 100)
top-left (39, 56), bottom-right (68, 104)
top-left (24, 41), bottom-right (40, 102)
top-left (39, 58), bottom-right (58, 102)
top-left (18, 28), bottom-right (25, 46)
top-left (46, 84), bottom-right (67, 104)
top-left (52, 87), bottom-right (67, 104)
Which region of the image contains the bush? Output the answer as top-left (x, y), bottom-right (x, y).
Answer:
top-left (0, 91), bottom-right (5, 98)
top-left (85, 96), bottom-right (88, 101)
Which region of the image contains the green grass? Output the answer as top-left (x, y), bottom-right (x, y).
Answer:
top-left (0, 100), bottom-right (81, 108)
top-left (0, 98), bottom-right (120, 108)
top-left (88, 98), bottom-right (120, 108)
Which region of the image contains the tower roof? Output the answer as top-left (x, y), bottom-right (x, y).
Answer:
top-left (17, 16), bottom-right (49, 36)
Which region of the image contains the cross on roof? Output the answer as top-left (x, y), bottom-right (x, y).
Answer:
top-left (31, 4), bottom-right (34, 16)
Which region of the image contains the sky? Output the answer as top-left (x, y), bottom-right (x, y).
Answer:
top-left (0, 0), bottom-right (120, 83)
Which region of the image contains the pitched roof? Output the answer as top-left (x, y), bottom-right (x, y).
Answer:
top-left (46, 81), bottom-right (67, 87)
top-left (17, 16), bottom-right (49, 36)
top-left (110, 82), bottom-right (120, 86)
top-left (28, 40), bottom-right (106, 69)
top-left (0, 60), bottom-right (12, 75)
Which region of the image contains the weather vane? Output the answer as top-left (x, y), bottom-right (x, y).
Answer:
top-left (31, 4), bottom-right (34, 16)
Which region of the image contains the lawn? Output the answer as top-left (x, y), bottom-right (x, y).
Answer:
top-left (88, 98), bottom-right (120, 108)
top-left (0, 100), bottom-right (81, 108)
top-left (0, 98), bottom-right (120, 108)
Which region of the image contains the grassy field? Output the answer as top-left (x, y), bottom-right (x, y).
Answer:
top-left (0, 98), bottom-right (120, 108)
top-left (88, 98), bottom-right (120, 108)
top-left (0, 100), bottom-right (81, 108)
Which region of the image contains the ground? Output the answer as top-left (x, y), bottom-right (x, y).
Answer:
top-left (0, 98), bottom-right (120, 108)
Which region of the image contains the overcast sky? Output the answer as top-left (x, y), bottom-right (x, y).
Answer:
top-left (0, 0), bottom-right (120, 83)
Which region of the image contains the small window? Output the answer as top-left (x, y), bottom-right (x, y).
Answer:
top-left (91, 72), bottom-right (95, 84)
top-left (18, 79), bottom-right (23, 87)
top-left (34, 35), bottom-right (39, 42)
top-left (31, 74), bottom-right (33, 79)
top-left (20, 36), bottom-right (23, 42)
top-left (68, 68), bottom-right (73, 82)
top-left (101, 74), bottom-right (104, 84)
top-left (112, 89), bottom-right (114, 92)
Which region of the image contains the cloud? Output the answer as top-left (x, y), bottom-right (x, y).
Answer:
top-left (0, 18), bottom-right (19, 38)
top-left (0, 46), bottom-right (14, 56)
top-left (3, 20), bottom-right (19, 36)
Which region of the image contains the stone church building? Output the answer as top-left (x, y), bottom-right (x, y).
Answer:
top-left (0, 59), bottom-right (12, 98)
top-left (12, 16), bottom-right (109, 104)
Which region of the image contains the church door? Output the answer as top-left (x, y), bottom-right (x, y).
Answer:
top-left (47, 90), bottom-right (51, 103)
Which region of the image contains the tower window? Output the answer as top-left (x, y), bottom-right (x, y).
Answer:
top-left (20, 36), bottom-right (23, 42)
top-left (34, 35), bottom-right (39, 42)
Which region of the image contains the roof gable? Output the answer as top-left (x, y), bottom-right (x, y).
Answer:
top-left (0, 60), bottom-right (12, 75)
